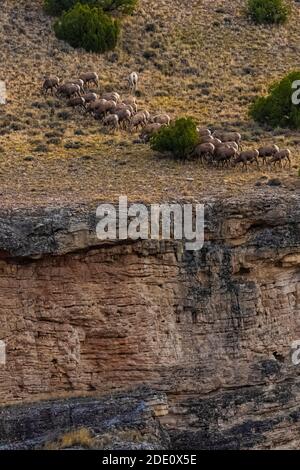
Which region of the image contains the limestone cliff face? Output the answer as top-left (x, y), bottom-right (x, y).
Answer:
top-left (0, 190), bottom-right (299, 449)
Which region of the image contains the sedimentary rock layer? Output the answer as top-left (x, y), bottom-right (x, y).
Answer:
top-left (0, 191), bottom-right (299, 448)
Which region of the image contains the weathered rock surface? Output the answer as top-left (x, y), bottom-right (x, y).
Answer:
top-left (0, 388), bottom-right (170, 450)
top-left (0, 190), bottom-right (299, 449)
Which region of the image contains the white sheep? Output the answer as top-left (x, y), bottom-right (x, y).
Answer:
top-left (128, 72), bottom-right (138, 95)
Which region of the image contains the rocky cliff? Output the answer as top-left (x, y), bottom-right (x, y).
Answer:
top-left (0, 188), bottom-right (299, 449)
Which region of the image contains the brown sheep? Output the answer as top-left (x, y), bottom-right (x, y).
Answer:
top-left (93, 100), bottom-right (117, 119)
top-left (153, 114), bottom-right (171, 126)
top-left (214, 146), bottom-right (237, 166)
top-left (115, 108), bottom-right (131, 129)
top-left (123, 97), bottom-right (137, 112)
top-left (212, 131), bottom-right (224, 140)
top-left (213, 131), bottom-right (242, 144)
top-left (269, 149), bottom-right (291, 168)
top-left (66, 79), bottom-right (85, 93)
top-left (140, 123), bottom-right (162, 142)
top-left (86, 98), bottom-right (105, 113)
top-left (82, 92), bottom-right (98, 103)
top-left (222, 141), bottom-right (239, 151)
top-left (57, 83), bottom-right (81, 98)
top-left (87, 99), bottom-right (112, 116)
top-left (102, 92), bottom-right (120, 103)
top-left (115, 103), bottom-right (135, 115)
top-left (130, 112), bottom-right (147, 132)
top-left (103, 114), bottom-right (119, 130)
top-left (42, 76), bottom-right (60, 95)
top-left (201, 135), bottom-right (222, 146)
top-left (106, 100), bottom-right (117, 113)
top-left (258, 145), bottom-right (279, 165)
top-left (79, 72), bottom-right (99, 87)
top-left (143, 110), bottom-right (151, 121)
top-left (224, 132), bottom-right (242, 143)
top-left (234, 150), bottom-right (259, 170)
top-left (197, 127), bottom-right (211, 137)
top-left (68, 96), bottom-right (86, 110)
top-left (193, 143), bottom-right (215, 163)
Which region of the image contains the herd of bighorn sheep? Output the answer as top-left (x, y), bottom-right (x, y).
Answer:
top-left (42, 71), bottom-right (170, 137)
top-left (42, 72), bottom-right (291, 170)
top-left (194, 128), bottom-right (291, 169)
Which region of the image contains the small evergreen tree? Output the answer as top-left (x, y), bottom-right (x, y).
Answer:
top-left (150, 118), bottom-right (198, 160)
top-left (247, 0), bottom-right (290, 25)
top-left (44, 0), bottom-right (137, 16)
top-left (249, 71), bottom-right (300, 128)
top-left (54, 3), bottom-right (120, 53)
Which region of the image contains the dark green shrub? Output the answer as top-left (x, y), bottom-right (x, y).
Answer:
top-left (250, 71), bottom-right (300, 128)
top-left (44, 0), bottom-right (137, 16)
top-left (44, 0), bottom-right (76, 15)
top-left (54, 4), bottom-right (120, 53)
top-left (150, 118), bottom-right (198, 160)
top-left (247, 0), bottom-right (290, 25)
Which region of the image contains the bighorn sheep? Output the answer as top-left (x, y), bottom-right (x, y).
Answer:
top-left (102, 92), bottom-right (120, 103)
top-left (103, 114), bottom-right (119, 130)
top-left (222, 141), bottom-right (239, 151)
top-left (79, 72), bottom-right (99, 87)
top-left (106, 100), bottom-right (117, 113)
top-left (213, 131), bottom-right (242, 144)
top-left (86, 99), bottom-right (106, 113)
top-left (130, 112), bottom-right (147, 132)
top-left (93, 100), bottom-right (116, 119)
top-left (214, 146), bottom-right (237, 166)
top-left (42, 76), bottom-right (60, 95)
top-left (128, 72), bottom-right (138, 95)
top-left (153, 114), bottom-right (171, 126)
top-left (193, 143), bottom-right (215, 163)
top-left (201, 135), bottom-right (222, 146)
top-left (57, 83), bottom-right (81, 98)
top-left (258, 145), bottom-right (279, 165)
top-left (234, 150), bottom-right (259, 169)
top-left (197, 127), bottom-right (211, 137)
top-left (269, 149), bottom-right (291, 168)
top-left (115, 108), bottom-right (131, 129)
top-left (140, 123), bottom-right (162, 142)
top-left (82, 92), bottom-right (98, 103)
top-left (68, 96), bottom-right (86, 110)
top-left (123, 97), bottom-right (137, 112)
top-left (66, 79), bottom-right (85, 93)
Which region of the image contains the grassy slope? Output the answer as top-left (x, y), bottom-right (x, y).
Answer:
top-left (0, 0), bottom-right (299, 208)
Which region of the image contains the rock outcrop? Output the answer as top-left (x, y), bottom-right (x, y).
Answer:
top-left (0, 190), bottom-right (299, 449)
top-left (0, 388), bottom-right (170, 450)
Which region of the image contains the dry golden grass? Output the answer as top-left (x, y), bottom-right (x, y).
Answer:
top-left (45, 427), bottom-right (95, 449)
top-left (45, 426), bottom-right (154, 449)
top-left (0, 0), bottom-right (299, 208)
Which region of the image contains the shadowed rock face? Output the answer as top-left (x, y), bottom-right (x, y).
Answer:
top-left (0, 191), bottom-right (299, 449)
top-left (0, 389), bottom-right (170, 450)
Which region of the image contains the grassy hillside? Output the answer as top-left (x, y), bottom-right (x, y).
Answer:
top-left (0, 0), bottom-right (299, 207)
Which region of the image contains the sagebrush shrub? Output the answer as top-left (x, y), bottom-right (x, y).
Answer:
top-left (44, 0), bottom-right (137, 16)
top-left (247, 0), bottom-right (290, 25)
top-left (249, 71), bottom-right (300, 128)
top-left (54, 4), bottom-right (120, 53)
top-left (150, 118), bottom-right (198, 160)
